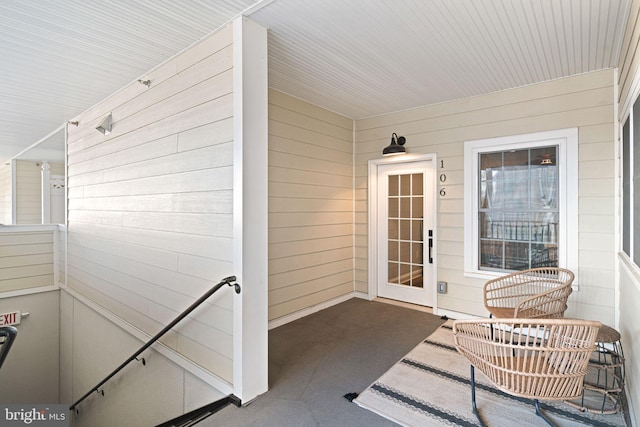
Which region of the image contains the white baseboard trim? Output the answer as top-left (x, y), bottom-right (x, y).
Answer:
top-left (0, 284), bottom-right (59, 299)
top-left (61, 287), bottom-right (233, 396)
top-left (353, 291), bottom-right (371, 300)
top-left (434, 308), bottom-right (479, 320)
top-left (268, 292), bottom-right (356, 330)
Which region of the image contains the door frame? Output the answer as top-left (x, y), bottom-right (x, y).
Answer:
top-left (368, 153), bottom-right (439, 310)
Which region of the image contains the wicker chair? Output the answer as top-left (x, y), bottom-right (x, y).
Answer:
top-left (453, 318), bottom-right (601, 426)
top-left (484, 267), bottom-right (574, 319)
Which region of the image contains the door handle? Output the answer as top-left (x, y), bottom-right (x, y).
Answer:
top-left (428, 230), bottom-right (433, 264)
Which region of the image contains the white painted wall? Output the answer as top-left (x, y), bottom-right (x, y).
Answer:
top-left (0, 290), bottom-right (59, 404)
top-left (60, 291), bottom-right (225, 427)
top-left (355, 69), bottom-right (617, 325)
top-left (617, 262), bottom-right (640, 425)
top-left (60, 17), bottom-right (270, 421)
top-left (66, 23), bottom-right (236, 390)
top-left (617, 0), bottom-right (640, 423)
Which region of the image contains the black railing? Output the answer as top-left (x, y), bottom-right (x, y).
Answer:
top-left (0, 326), bottom-right (18, 370)
top-left (156, 395), bottom-right (241, 427)
top-left (70, 275), bottom-right (241, 413)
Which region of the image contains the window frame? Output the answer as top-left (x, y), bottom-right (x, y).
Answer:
top-left (622, 114), bottom-right (631, 259)
top-left (463, 128), bottom-right (579, 281)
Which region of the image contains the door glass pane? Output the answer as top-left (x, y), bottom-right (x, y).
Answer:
top-left (387, 173), bottom-right (424, 288)
top-left (400, 241), bottom-right (411, 263)
top-left (411, 242), bottom-right (423, 264)
top-left (400, 175), bottom-right (411, 196)
top-left (389, 175), bottom-right (399, 196)
top-left (388, 262), bottom-right (398, 283)
top-left (400, 263), bottom-right (411, 285)
top-left (400, 219), bottom-right (411, 240)
top-left (400, 197), bottom-right (410, 217)
top-left (389, 219), bottom-right (398, 239)
top-left (389, 197), bottom-right (399, 217)
top-left (411, 219), bottom-right (423, 240)
top-left (388, 241), bottom-right (398, 261)
top-left (412, 197), bottom-right (423, 217)
top-left (411, 265), bottom-right (423, 288)
top-left (412, 174), bottom-right (423, 195)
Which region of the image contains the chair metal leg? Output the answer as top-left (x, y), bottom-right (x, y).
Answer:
top-left (471, 367), bottom-right (554, 427)
top-left (533, 399), bottom-right (555, 426)
top-left (470, 365), bottom-right (487, 427)
top-left (489, 313), bottom-right (494, 341)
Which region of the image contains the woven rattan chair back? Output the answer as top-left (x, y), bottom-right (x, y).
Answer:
top-left (484, 267), bottom-right (574, 319)
top-left (453, 317), bottom-right (601, 426)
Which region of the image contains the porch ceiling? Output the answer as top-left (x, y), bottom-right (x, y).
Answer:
top-left (0, 0), bottom-right (630, 163)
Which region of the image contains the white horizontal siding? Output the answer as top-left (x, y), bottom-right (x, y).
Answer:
top-left (15, 160), bottom-right (41, 225)
top-left (355, 69), bottom-right (616, 325)
top-left (268, 90), bottom-right (354, 321)
top-left (66, 25), bottom-right (235, 383)
top-left (0, 230), bottom-right (54, 292)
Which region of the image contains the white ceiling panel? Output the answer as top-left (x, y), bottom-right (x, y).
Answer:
top-left (0, 0), bottom-right (631, 163)
top-left (251, 0), bottom-right (630, 118)
top-left (0, 0), bottom-right (261, 163)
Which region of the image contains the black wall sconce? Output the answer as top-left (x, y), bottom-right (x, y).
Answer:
top-left (383, 133), bottom-right (406, 156)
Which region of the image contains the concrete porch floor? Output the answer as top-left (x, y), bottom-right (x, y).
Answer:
top-left (204, 297), bottom-right (445, 426)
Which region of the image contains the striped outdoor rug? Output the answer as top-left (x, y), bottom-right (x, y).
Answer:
top-left (355, 321), bottom-right (627, 427)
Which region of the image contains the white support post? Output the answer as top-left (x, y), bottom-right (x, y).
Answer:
top-left (10, 159), bottom-right (16, 225)
top-left (41, 161), bottom-right (51, 224)
top-left (232, 16), bottom-right (269, 403)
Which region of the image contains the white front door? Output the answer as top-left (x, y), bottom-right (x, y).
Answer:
top-left (376, 160), bottom-right (435, 306)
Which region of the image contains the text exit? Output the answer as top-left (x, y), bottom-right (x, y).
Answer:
top-left (0, 311), bottom-right (21, 326)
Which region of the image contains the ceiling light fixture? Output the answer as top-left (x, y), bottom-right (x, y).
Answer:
top-left (95, 113), bottom-right (112, 135)
top-left (383, 133), bottom-right (406, 156)
top-left (540, 154), bottom-right (553, 165)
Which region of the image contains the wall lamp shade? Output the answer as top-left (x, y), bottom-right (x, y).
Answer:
top-left (383, 133), bottom-right (406, 156)
top-left (96, 113), bottom-right (112, 135)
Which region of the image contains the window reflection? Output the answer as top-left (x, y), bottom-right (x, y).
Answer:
top-left (478, 146), bottom-right (559, 271)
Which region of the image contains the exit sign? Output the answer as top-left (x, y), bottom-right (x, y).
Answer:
top-left (0, 311), bottom-right (21, 326)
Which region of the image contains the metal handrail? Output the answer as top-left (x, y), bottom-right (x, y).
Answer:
top-left (0, 326), bottom-right (18, 370)
top-left (70, 275), bottom-right (241, 413)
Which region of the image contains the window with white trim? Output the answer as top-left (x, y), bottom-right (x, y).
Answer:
top-left (464, 129), bottom-right (578, 278)
top-left (621, 96), bottom-right (640, 264)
